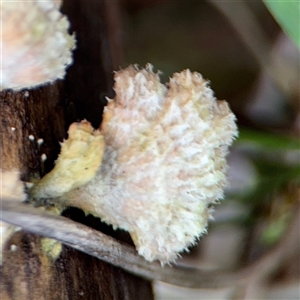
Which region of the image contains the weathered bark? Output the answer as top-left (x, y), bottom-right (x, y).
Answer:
top-left (0, 1), bottom-right (153, 299)
top-left (1, 231), bottom-right (152, 300)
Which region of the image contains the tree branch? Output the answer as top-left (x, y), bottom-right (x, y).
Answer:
top-left (1, 199), bottom-right (299, 289)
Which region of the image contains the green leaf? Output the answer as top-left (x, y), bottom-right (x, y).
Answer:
top-left (236, 128), bottom-right (300, 150)
top-left (263, 1), bottom-right (300, 49)
top-left (260, 212), bottom-right (290, 245)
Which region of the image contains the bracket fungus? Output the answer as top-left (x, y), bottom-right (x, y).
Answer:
top-left (32, 65), bottom-right (238, 263)
top-left (0, 0), bottom-right (75, 91)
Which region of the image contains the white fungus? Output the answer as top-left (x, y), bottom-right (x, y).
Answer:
top-left (41, 154), bottom-right (47, 162)
top-left (0, 1), bottom-right (76, 91)
top-left (37, 138), bottom-right (44, 146)
top-left (32, 65), bottom-right (238, 263)
top-left (10, 245), bottom-right (17, 252)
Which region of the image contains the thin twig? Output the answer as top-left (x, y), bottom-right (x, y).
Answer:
top-left (1, 199), bottom-right (299, 289)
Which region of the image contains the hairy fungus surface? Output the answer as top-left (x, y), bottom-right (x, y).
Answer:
top-left (32, 65), bottom-right (238, 263)
top-left (0, 0), bottom-right (75, 90)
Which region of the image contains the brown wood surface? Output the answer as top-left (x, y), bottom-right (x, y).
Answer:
top-left (0, 1), bottom-right (153, 299)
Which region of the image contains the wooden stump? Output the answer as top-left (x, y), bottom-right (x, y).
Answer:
top-left (0, 1), bottom-right (153, 299)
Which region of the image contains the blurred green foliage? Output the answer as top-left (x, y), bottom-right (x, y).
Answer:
top-left (263, 1), bottom-right (300, 49)
top-left (232, 129), bottom-right (299, 245)
top-left (260, 211), bottom-right (290, 245)
top-left (237, 128), bottom-right (300, 150)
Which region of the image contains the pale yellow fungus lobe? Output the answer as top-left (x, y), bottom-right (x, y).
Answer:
top-left (32, 121), bottom-right (105, 200)
top-left (41, 237), bottom-right (62, 261)
top-left (32, 65), bottom-right (238, 263)
top-left (0, 0), bottom-right (75, 90)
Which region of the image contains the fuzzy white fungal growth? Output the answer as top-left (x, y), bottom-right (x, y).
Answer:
top-left (0, 0), bottom-right (75, 91)
top-left (32, 65), bottom-right (238, 263)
